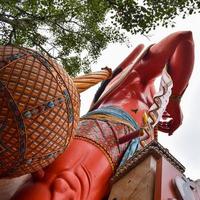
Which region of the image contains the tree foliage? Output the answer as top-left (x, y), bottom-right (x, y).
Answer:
top-left (0, 0), bottom-right (199, 76)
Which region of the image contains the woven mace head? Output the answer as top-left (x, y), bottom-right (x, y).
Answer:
top-left (0, 45), bottom-right (80, 178)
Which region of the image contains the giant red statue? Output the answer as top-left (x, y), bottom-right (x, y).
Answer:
top-left (1, 31), bottom-right (195, 200)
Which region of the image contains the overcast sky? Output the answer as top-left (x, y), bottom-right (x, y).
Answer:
top-left (80, 14), bottom-right (200, 180)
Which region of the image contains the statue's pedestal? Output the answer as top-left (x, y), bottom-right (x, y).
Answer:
top-left (108, 141), bottom-right (200, 200)
top-left (109, 155), bottom-right (156, 200)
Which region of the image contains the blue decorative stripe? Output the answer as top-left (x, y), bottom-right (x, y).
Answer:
top-left (0, 118), bottom-right (6, 136)
top-left (7, 53), bottom-right (25, 62)
top-left (23, 95), bottom-right (68, 119)
top-left (26, 49), bottom-right (52, 70)
top-left (119, 138), bottom-right (140, 166)
top-left (5, 93), bottom-right (26, 155)
top-left (82, 106), bottom-right (139, 130)
top-left (63, 89), bottom-right (74, 123)
top-left (0, 81), bottom-right (26, 175)
top-left (47, 101), bottom-right (55, 108)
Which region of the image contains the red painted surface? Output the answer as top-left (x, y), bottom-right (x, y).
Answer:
top-left (12, 31), bottom-right (194, 200)
top-left (154, 157), bottom-right (183, 200)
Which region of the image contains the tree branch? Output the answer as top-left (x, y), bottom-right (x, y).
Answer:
top-left (0, 15), bottom-right (16, 27)
top-left (32, 40), bottom-right (54, 59)
top-left (8, 28), bottom-right (15, 44)
top-left (55, 22), bottom-right (79, 34)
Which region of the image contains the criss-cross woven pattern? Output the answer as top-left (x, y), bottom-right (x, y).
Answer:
top-left (0, 45), bottom-right (80, 178)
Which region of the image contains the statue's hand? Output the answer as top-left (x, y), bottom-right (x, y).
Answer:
top-left (158, 100), bottom-right (183, 135)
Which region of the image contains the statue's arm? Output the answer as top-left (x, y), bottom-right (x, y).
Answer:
top-left (135, 31), bottom-right (194, 134)
top-left (135, 31), bottom-right (194, 81)
top-left (158, 31), bottom-right (194, 135)
top-left (167, 32), bottom-right (194, 97)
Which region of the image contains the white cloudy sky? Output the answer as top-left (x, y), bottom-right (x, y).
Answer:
top-left (80, 14), bottom-right (200, 180)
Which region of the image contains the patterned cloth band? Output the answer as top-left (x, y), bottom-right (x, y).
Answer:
top-left (75, 106), bottom-right (140, 169)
